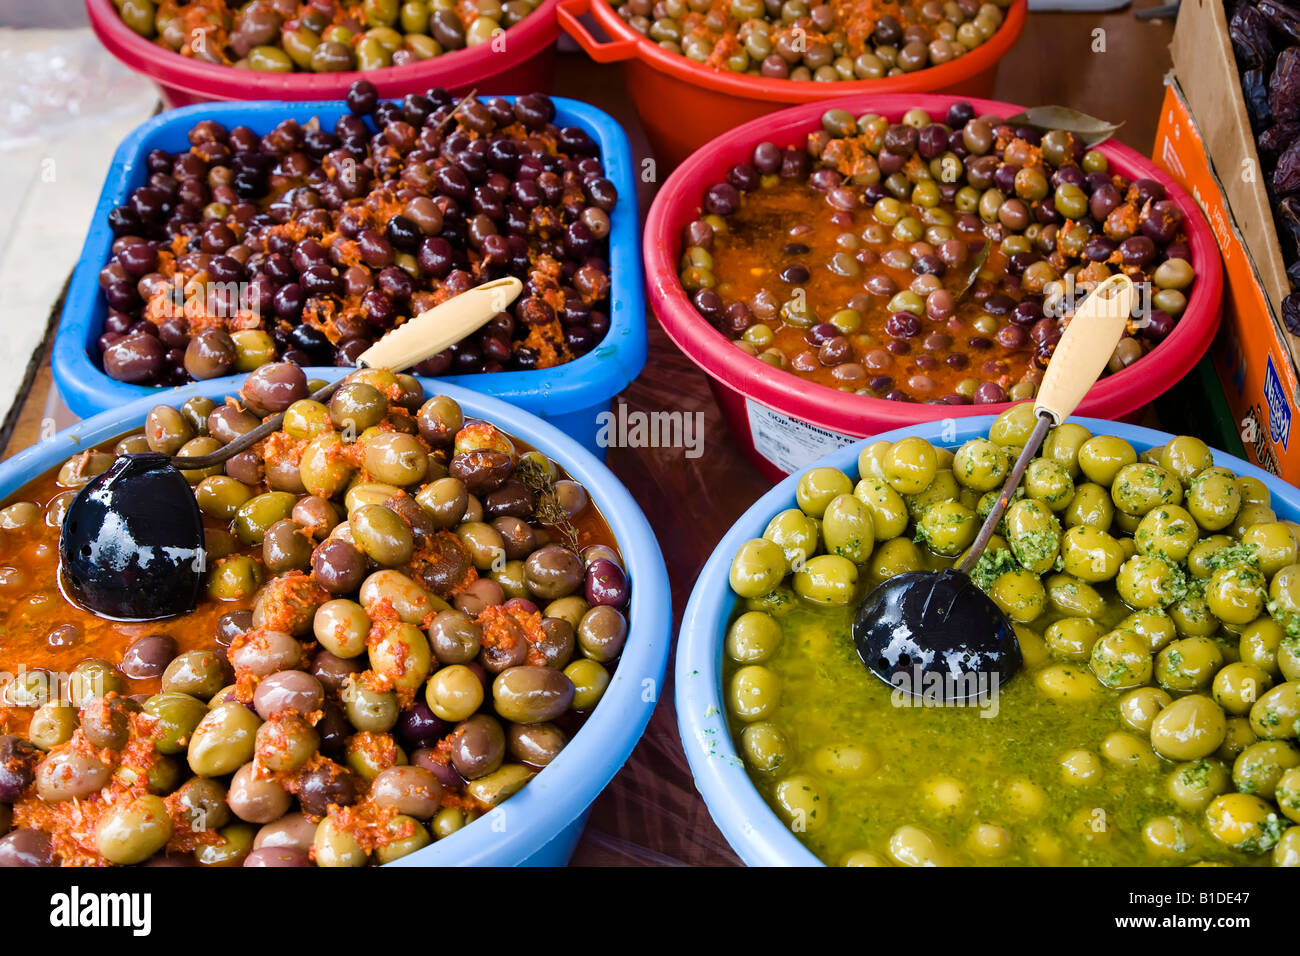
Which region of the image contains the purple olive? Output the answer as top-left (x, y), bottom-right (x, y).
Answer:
top-left (585, 558), bottom-right (630, 610)
top-left (396, 700), bottom-right (450, 750)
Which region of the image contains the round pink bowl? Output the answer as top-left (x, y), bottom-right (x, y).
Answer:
top-left (644, 93), bottom-right (1224, 482)
top-left (87, 0), bottom-right (562, 107)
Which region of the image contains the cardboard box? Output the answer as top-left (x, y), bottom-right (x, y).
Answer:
top-left (1153, 0), bottom-right (1300, 479)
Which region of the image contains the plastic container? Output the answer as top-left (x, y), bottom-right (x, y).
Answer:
top-left (52, 95), bottom-right (644, 458)
top-left (0, 372), bottom-right (672, 867)
top-left (87, 0), bottom-right (563, 108)
top-left (558, 0), bottom-right (1028, 167)
top-left (645, 93), bottom-right (1224, 482)
top-left (676, 414), bottom-right (1300, 866)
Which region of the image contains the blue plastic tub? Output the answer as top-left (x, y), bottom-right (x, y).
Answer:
top-left (1, 373), bottom-right (671, 867)
top-left (676, 415), bottom-right (1300, 867)
top-left (52, 96), bottom-right (644, 457)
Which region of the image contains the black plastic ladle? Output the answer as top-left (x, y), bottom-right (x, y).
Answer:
top-left (853, 274), bottom-right (1136, 702)
top-left (59, 277), bottom-right (522, 622)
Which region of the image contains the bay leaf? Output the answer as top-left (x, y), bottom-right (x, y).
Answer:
top-left (1003, 106), bottom-right (1123, 148)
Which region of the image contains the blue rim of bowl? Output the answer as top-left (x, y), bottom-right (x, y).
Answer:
top-left (1, 371), bottom-right (671, 866)
top-left (52, 95), bottom-right (644, 423)
top-left (675, 414), bottom-right (1300, 867)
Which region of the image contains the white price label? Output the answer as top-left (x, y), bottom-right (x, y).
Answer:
top-left (745, 399), bottom-right (856, 474)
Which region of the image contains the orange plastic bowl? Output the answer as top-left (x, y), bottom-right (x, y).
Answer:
top-left (558, 0), bottom-right (1027, 168)
top-left (644, 93), bottom-right (1225, 482)
top-left (87, 0), bottom-right (562, 108)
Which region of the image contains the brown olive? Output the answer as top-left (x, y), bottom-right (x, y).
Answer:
top-left (368, 765), bottom-right (442, 819)
top-left (535, 617), bottom-right (576, 669)
top-left (449, 714), bottom-right (506, 780)
top-left (120, 633), bottom-right (178, 680)
top-left (252, 670), bottom-right (324, 720)
top-left (263, 519), bottom-right (313, 573)
top-left (227, 762), bottom-right (292, 824)
top-left (492, 666), bottom-right (576, 724)
top-left (228, 629), bottom-right (303, 677)
top-left (449, 450), bottom-right (513, 495)
top-left (428, 609), bottom-right (482, 664)
top-left (507, 721), bottom-right (567, 768)
top-left (524, 545), bottom-right (584, 600)
top-left (310, 650), bottom-right (364, 694)
top-left (311, 538), bottom-right (367, 594)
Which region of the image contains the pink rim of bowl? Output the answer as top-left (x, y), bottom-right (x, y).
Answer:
top-left (87, 0), bottom-right (562, 102)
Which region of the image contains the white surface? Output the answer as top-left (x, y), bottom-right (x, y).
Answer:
top-left (0, 27), bottom-right (158, 446)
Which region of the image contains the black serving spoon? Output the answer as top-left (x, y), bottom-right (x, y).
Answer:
top-left (59, 276), bottom-right (522, 622)
top-left (853, 273), bottom-right (1136, 702)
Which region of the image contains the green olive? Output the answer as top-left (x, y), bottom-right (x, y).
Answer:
top-left (314, 814), bottom-right (367, 867)
top-left (915, 500), bottom-right (976, 557)
top-left (726, 611), bottom-right (782, 663)
top-left (248, 44), bottom-right (294, 71)
top-left (1063, 482), bottom-right (1114, 531)
top-left (143, 692), bottom-right (209, 754)
top-left (1042, 423), bottom-right (1092, 478)
top-left (1004, 499), bottom-right (1060, 575)
top-left (1150, 694), bottom-right (1227, 760)
top-left (1059, 525), bottom-right (1124, 582)
top-left (1242, 522), bottom-right (1299, 576)
top-left (1233, 740), bottom-right (1300, 798)
top-left (1023, 459), bottom-right (1074, 510)
top-left (1156, 637), bottom-right (1225, 692)
top-left (869, 537), bottom-right (924, 581)
top-left (740, 721), bottom-right (790, 772)
top-left (1045, 574), bottom-right (1106, 618)
top-left (1077, 435), bottom-right (1137, 486)
top-left (235, 491), bottom-right (297, 545)
top-left (196, 475), bottom-right (254, 520)
top-left (187, 702), bottom-right (261, 777)
top-left (1045, 617), bottom-right (1105, 662)
top-left (1205, 565), bottom-right (1266, 625)
top-left (883, 437), bottom-right (937, 495)
top-left (1241, 617), bottom-right (1287, 677)
top-left (796, 467), bottom-right (854, 517)
top-left (1116, 555), bottom-right (1185, 609)
top-left (852, 477), bottom-right (909, 539)
top-left (1135, 505), bottom-right (1198, 561)
top-left (1249, 681), bottom-right (1300, 739)
top-left (952, 438), bottom-right (1009, 492)
top-left (729, 538), bottom-right (789, 598)
top-left (1119, 686), bottom-right (1172, 734)
top-left (1118, 608), bottom-right (1178, 653)
top-left (1186, 468), bottom-right (1243, 531)
top-left (351, 504), bottom-right (415, 567)
top-left (989, 569), bottom-right (1047, 623)
top-left (1090, 630), bottom-right (1153, 689)
top-left (1111, 463), bottom-right (1182, 515)
top-left (793, 554), bottom-right (858, 605)
top-left (1168, 758), bottom-right (1230, 811)
top-left (729, 665), bottom-right (781, 722)
top-left (763, 508), bottom-right (820, 567)
top-left (772, 774), bottom-right (829, 832)
top-left (95, 794), bottom-right (172, 865)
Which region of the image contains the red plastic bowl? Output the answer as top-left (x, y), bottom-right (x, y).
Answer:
top-left (644, 93), bottom-right (1225, 482)
top-left (87, 0), bottom-right (562, 107)
top-left (559, 0), bottom-right (1027, 168)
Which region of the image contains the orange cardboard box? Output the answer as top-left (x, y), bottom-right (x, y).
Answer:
top-left (1154, 3), bottom-right (1300, 480)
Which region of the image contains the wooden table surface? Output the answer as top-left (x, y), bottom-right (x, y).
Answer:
top-left (1, 7), bottom-right (1179, 865)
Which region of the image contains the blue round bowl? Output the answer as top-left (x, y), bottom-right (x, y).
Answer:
top-left (676, 415), bottom-right (1300, 867)
top-left (2, 373), bottom-right (671, 867)
top-left (52, 95), bottom-right (644, 457)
